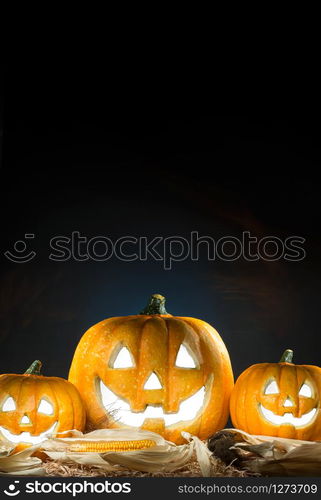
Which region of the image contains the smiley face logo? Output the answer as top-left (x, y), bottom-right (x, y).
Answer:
top-left (4, 481), bottom-right (20, 496)
top-left (4, 234), bottom-right (36, 263)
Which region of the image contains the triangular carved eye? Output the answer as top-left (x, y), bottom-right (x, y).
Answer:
top-left (111, 346), bottom-right (135, 369)
top-left (264, 380), bottom-right (279, 394)
top-left (38, 399), bottom-right (54, 415)
top-left (2, 396), bottom-right (16, 412)
top-left (175, 344), bottom-right (197, 368)
top-left (299, 383), bottom-right (312, 398)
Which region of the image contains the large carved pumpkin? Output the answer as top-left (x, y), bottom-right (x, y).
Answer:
top-left (230, 349), bottom-right (321, 440)
top-left (0, 360), bottom-right (85, 448)
top-left (69, 294), bottom-right (234, 444)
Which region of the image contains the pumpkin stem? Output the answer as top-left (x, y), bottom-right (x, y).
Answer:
top-left (279, 349), bottom-right (294, 363)
top-left (140, 294), bottom-right (169, 315)
top-left (24, 360), bottom-right (42, 375)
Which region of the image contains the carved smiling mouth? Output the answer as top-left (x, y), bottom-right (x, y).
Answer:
top-left (99, 379), bottom-right (205, 427)
top-left (259, 404), bottom-right (317, 427)
top-left (0, 421), bottom-right (58, 445)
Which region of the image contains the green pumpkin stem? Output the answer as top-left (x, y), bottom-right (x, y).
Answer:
top-left (279, 349), bottom-right (294, 363)
top-left (140, 294), bottom-right (169, 315)
top-left (24, 360), bottom-right (42, 375)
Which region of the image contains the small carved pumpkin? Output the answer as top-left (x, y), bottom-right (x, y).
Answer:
top-left (69, 294), bottom-right (234, 444)
top-left (0, 360), bottom-right (86, 448)
top-left (230, 349), bottom-right (321, 440)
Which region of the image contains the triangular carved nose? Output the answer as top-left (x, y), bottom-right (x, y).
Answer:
top-left (284, 397), bottom-right (293, 407)
top-left (144, 372), bottom-right (162, 390)
top-left (21, 414), bottom-right (31, 424)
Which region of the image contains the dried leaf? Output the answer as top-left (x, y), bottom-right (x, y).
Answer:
top-left (182, 432), bottom-right (212, 476)
top-left (45, 451), bottom-right (116, 471)
top-left (0, 442), bottom-right (15, 458)
top-left (223, 428), bottom-right (321, 476)
top-left (0, 445), bottom-right (44, 476)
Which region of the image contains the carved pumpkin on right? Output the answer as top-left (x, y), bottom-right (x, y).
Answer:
top-left (230, 349), bottom-right (321, 440)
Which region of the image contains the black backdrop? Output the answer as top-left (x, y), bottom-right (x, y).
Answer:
top-left (0, 77), bottom-right (320, 381)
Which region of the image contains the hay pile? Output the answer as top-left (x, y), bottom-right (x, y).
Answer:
top-left (43, 453), bottom-right (251, 477)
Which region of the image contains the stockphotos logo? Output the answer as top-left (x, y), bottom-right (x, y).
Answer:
top-left (3, 480), bottom-right (131, 496)
top-left (4, 231), bottom-right (306, 270)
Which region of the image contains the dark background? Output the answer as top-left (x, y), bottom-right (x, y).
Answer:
top-left (0, 71), bottom-right (320, 381)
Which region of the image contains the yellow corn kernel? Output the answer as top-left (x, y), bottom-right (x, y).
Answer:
top-left (68, 439), bottom-right (156, 453)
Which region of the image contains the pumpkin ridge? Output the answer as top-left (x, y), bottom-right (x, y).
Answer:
top-left (92, 316), bottom-right (135, 377)
top-left (42, 378), bottom-right (59, 429)
top-left (135, 316), bottom-right (160, 405)
top-left (296, 365), bottom-right (301, 419)
top-left (0, 376), bottom-right (18, 406)
top-left (50, 378), bottom-right (72, 435)
top-left (81, 317), bottom-right (129, 368)
top-left (33, 377), bottom-right (40, 435)
top-left (53, 378), bottom-right (67, 434)
top-left (164, 316), bottom-right (171, 412)
top-left (278, 364), bottom-right (287, 429)
top-left (248, 365), bottom-right (262, 434)
top-left (62, 379), bottom-right (78, 431)
top-left (15, 375), bottom-right (25, 423)
top-left (175, 316), bottom-right (233, 435)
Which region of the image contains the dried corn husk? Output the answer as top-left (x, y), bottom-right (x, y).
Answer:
top-left (0, 428), bottom-right (212, 476)
top-left (182, 431), bottom-right (212, 476)
top-left (41, 428), bottom-right (211, 475)
top-left (223, 428), bottom-right (321, 476)
top-left (0, 442), bottom-right (44, 476)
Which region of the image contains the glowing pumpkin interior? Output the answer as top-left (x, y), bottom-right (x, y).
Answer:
top-left (230, 349), bottom-right (321, 440)
top-left (0, 360), bottom-right (85, 447)
top-left (69, 294), bottom-right (234, 443)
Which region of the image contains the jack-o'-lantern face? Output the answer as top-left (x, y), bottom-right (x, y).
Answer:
top-left (99, 338), bottom-right (208, 429)
top-left (69, 294), bottom-right (234, 444)
top-left (0, 361), bottom-right (85, 448)
top-left (230, 350), bottom-right (321, 440)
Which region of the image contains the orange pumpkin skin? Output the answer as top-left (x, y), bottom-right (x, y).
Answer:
top-left (69, 294), bottom-right (234, 444)
top-left (0, 361), bottom-right (86, 449)
top-left (230, 350), bottom-right (321, 440)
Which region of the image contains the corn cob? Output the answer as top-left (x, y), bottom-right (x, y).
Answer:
top-left (68, 439), bottom-right (156, 453)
